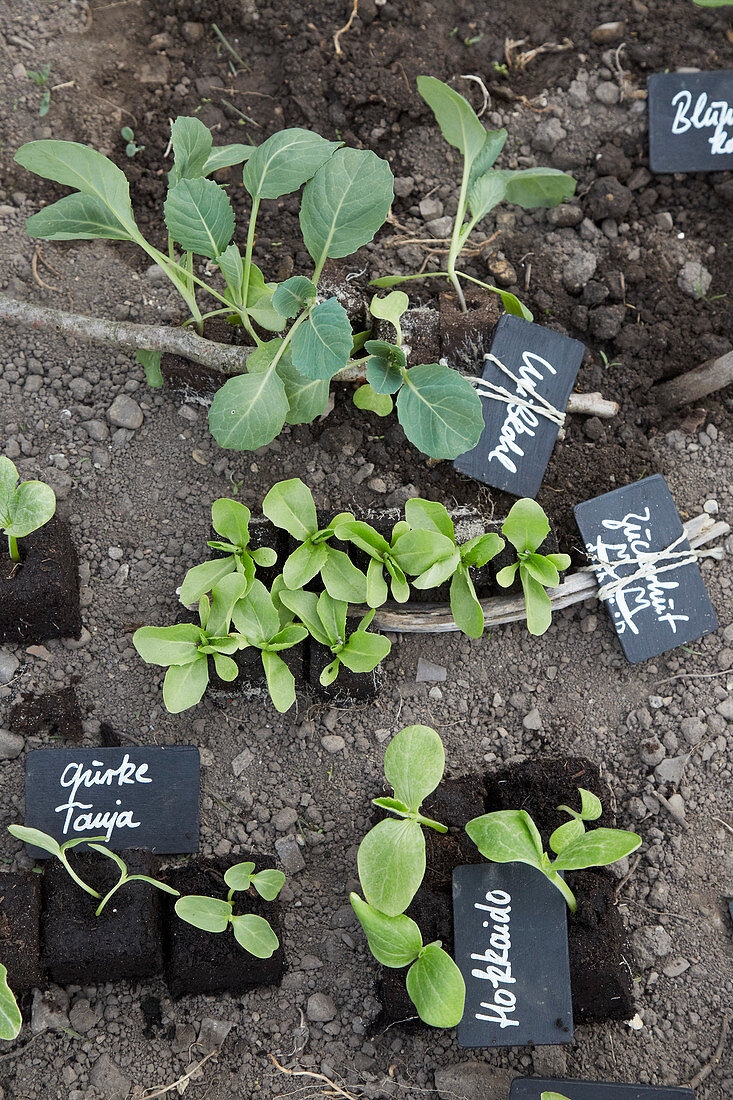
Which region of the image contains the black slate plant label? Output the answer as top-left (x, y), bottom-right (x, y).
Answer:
top-left (452, 863), bottom-right (573, 1047)
top-left (510, 1076), bottom-right (696, 1100)
top-left (25, 746), bottom-right (200, 856)
top-left (453, 314), bottom-right (584, 499)
top-left (648, 70), bottom-right (733, 173)
top-left (574, 474), bottom-right (718, 665)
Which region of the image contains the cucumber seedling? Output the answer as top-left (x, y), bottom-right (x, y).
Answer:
top-left (175, 861), bottom-right (285, 958)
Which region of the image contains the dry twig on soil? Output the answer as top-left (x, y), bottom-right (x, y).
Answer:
top-left (688, 1014), bottom-right (729, 1089)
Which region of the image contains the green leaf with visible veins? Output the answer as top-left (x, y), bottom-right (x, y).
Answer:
top-left (164, 176), bottom-right (235, 259)
top-left (357, 817), bottom-right (425, 916)
top-left (0, 963), bottom-right (22, 1042)
top-left (416, 76), bottom-right (487, 167)
top-left (406, 943), bottom-right (466, 1028)
top-left (25, 192), bottom-right (137, 241)
top-left (350, 893), bottom-right (422, 968)
top-left (168, 116), bottom-right (213, 185)
top-left (243, 128), bottom-right (341, 200)
top-left (354, 384), bottom-right (393, 417)
top-left (272, 276), bottom-right (317, 318)
top-left (396, 363), bottom-right (484, 460)
top-left (208, 364), bottom-right (289, 452)
top-left (465, 809), bottom-right (545, 867)
top-left (384, 725), bottom-right (445, 811)
top-left (290, 298), bottom-right (352, 381)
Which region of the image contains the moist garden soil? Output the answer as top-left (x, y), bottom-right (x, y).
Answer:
top-left (0, 518), bottom-right (82, 645)
top-left (0, 1), bottom-right (732, 1098)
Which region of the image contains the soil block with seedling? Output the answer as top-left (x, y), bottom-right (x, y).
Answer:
top-left (0, 872), bottom-right (44, 993)
top-left (163, 858), bottom-right (286, 997)
top-left (41, 851), bottom-right (166, 985)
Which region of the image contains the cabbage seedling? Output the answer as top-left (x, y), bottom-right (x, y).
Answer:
top-left (277, 588), bottom-right (390, 687)
top-left (496, 498), bottom-right (571, 636)
top-left (230, 579), bottom-right (308, 712)
top-left (175, 860), bottom-right (284, 958)
top-left (133, 573), bottom-right (248, 713)
top-left (405, 498), bottom-right (504, 638)
top-left (0, 964), bottom-right (21, 1041)
top-left (0, 457), bottom-right (56, 562)
top-left (357, 725), bottom-right (447, 916)
top-left (350, 894), bottom-right (465, 1028)
top-left (180, 497), bottom-right (277, 604)
top-left (372, 75), bottom-right (576, 316)
top-left (465, 787), bottom-right (642, 913)
top-left (261, 478), bottom-right (366, 603)
top-left (7, 824), bottom-right (106, 898)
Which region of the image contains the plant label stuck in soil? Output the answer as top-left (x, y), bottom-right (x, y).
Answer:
top-left (24, 746), bottom-right (200, 855)
top-left (574, 474), bottom-right (718, 664)
top-left (648, 69), bottom-right (733, 173)
top-left (452, 862), bottom-right (573, 1047)
top-left (510, 1077), bottom-right (696, 1100)
top-left (453, 315), bottom-right (584, 499)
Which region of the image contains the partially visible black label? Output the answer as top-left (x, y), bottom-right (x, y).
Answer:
top-left (452, 862), bottom-right (573, 1047)
top-left (511, 1077), bottom-right (696, 1100)
top-left (453, 315), bottom-right (584, 499)
top-left (648, 70), bottom-right (733, 173)
top-left (574, 474), bottom-right (718, 664)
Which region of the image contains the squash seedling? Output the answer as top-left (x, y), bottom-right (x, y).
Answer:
top-left (230, 579), bottom-right (308, 713)
top-left (404, 498), bottom-right (504, 637)
top-left (179, 497), bottom-right (277, 605)
top-left (277, 589), bottom-right (391, 688)
top-left (262, 478), bottom-right (366, 603)
top-left (350, 895), bottom-right (465, 1028)
top-left (373, 75), bottom-right (576, 315)
top-left (496, 498), bottom-right (571, 636)
top-left (465, 788), bottom-right (642, 913)
top-left (357, 725), bottom-right (447, 916)
top-left (133, 573), bottom-right (248, 713)
top-left (175, 861), bottom-right (284, 958)
top-left (0, 457), bottom-right (56, 562)
top-left (0, 964), bottom-right (22, 1042)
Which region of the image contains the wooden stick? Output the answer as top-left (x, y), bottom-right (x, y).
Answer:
top-left (688, 1013), bottom-right (729, 1089)
top-left (370, 513), bottom-right (728, 633)
top-left (653, 350), bottom-right (733, 409)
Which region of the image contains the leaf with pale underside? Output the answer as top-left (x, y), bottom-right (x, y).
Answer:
top-left (465, 809), bottom-right (544, 867)
top-left (350, 894), bottom-right (422, 968)
top-left (0, 964), bottom-right (22, 1042)
top-left (209, 366), bottom-right (289, 452)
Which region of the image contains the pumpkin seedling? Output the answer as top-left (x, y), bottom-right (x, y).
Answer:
top-left (465, 787), bottom-right (642, 913)
top-left (496, 498), bottom-right (571, 636)
top-left (350, 894), bottom-right (465, 1028)
top-left (179, 497), bottom-right (277, 604)
top-left (277, 588), bottom-right (390, 688)
top-left (230, 579), bottom-right (308, 713)
top-left (404, 498), bottom-right (504, 637)
top-left (262, 478), bottom-right (366, 603)
top-left (133, 572), bottom-right (248, 712)
top-left (175, 861), bottom-right (284, 958)
top-left (0, 457), bottom-right (56, 562)
top-left (0, 964), bottom-right (22, 1041)
top-left (357, 725), bottom-right (447, 917)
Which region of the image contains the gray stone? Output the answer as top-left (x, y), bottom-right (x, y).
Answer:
top-left (83, 419), bottom-right (109, 442)
top-left (595, 81), bottom-right (620, 106)
top-left (640, 737), bottom-right (666, 767)
top-left (182, 21), bottom-right (205, 43)
top-left (394, 177), bottom-right (414, 198)
top-left (680, 716), bottom-right (706, 742)
top-left (425, 215), bottom-right (453, 239)
top-left (69, 997), bottom-right (99, 1034)
top-left (320, 734), bottom-right (345, 753)
top-left (533, 117), bottom-right (566, 153)
top-left (663, 956), bottom-right (690, 978)
top-left (89, 1053), bottom-right (131, 1100)
top-left (631, 925), bottom-right (673, 969)
top-left (0, 729), bottom-right (24, 760)
top-left (171, 1022), bottom-right (197, 1054)
top-left (522, 708), bottom-right (542, 731)
top-left (654, 755), bottom-right (686, 785)
top-left (31, 986), bottom-right (70, 1034)
top-left (107, 395), bottom-right (143, 430)
top-left (435, 1063), bottom-right (514, 1100)
top-left (715, 698), bottom-right (733, 721)
top-left (197, 1017), bottom-right (235, 1053)
top-left (275, 834), bottom-right (306, 874)
top-left (677, 261), bottom-right (712, 299)
top-left (416, 657), bottom-right (446, 682)
top-left (0, 652), bottom-right (19, 685)
top-left (307, 992), bottom-right (337, 1022)
top-left (419, 195), bottom-right (443, 220)
top-left (231, 747), bottom-right (254, 777)
top-left (563, 251), bottom-right (597, 293)
top-left (272, 806), bottom-right (298, 831)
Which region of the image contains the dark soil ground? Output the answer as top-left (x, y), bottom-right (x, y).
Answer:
top-left (0, 2), bottom-right (732, 1099)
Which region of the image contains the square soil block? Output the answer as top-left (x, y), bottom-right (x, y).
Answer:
top-left (41, 851), bottom-right (164, 985)
top-left (0, 872), bottom-right (43, 992)
top-left (9, 686), bottom-right (83, 743)
top-left (163, 858), bottom-right (285, 997)
top-left (484, 756), bottom-right (615, 839)
top-left (566, 869), bottom-right (635, 1022)
top-left (0, 517), bottom-right (82, 645)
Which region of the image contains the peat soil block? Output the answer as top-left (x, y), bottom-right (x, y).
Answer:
top-left (376, 758), bottom-right (635, 1025)
top-left (163, 857), bottom-right (286, 998)
top-left (0, 872), bottom-right (43, 992)
top-left (41, 851), bottom-right (164, 985)
top-left (0, 517), bottom-right (82, 644)
top-left (9, 685), bottom-right (84, 743)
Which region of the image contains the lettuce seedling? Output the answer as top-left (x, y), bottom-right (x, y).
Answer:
top-left (405, 498), bottom-right (504, 638)
top-left (357, 725), bottom-right (447, 916)
top-left (0, 964), bottom-right (21, 1041)
top-left (353, 291), bottom-right (485, 460)
top-left (373, 76), bottom-right (575, 317)
top-left (180, 497), bottom-right (277, 604)
top-left (350, 894), bottom-right (465, 1028)
top-left (278, 588), bottom-right (391, 687)
top-left (8, 824), bottom-right (106, 898)
top-left (465, 788), bottom-right (642, 913)
top-left (175, 860), bottom-right (284, 958)
top-left (334, 513), bottom-right (459, 608)
top-left (496, 498), bottom-right (571, 636)
top-left (133, 573), bottom-right (248, 713)
top-left (261, 478), bottom-right (366, 603)
top-left (0, 457), bottom-right (56, 562)
top-left (230, 579), bottom-right (308, 713)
